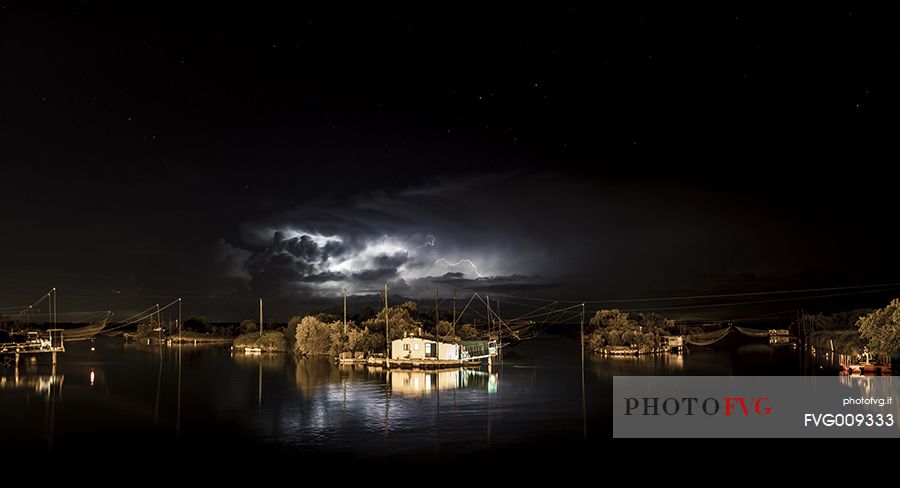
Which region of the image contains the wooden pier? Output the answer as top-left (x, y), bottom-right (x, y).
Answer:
top-left (0, 329), bottom-right (65, 367)
top-left (366, 357), bottom-right (482, 369)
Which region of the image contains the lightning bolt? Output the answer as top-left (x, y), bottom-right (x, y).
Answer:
top-left (435, 258), bottom-right (484, 278)
top-left (415, 235), bottom-right (436, 251)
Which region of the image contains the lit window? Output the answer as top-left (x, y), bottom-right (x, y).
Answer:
top-left (403, 344), bottom-right (410, 351)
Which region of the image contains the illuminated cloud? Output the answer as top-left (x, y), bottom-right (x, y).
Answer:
top-left (214, 174), bottom-right (559, 298)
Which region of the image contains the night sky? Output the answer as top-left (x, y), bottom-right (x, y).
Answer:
top-left (2, 4), bottom-right (899, 321)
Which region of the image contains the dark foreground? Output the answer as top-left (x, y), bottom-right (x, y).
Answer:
top-left (0, 332), bottom-right (828, 468)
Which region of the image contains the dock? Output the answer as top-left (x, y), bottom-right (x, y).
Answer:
top-left (0, 329), bottom-right (65, 367)
top-left (168, 335), bottom-right (234, 345)
top-left (366, 357), bottom-right (482, 369)
top-left (841, 363), bottom-right (892, 376)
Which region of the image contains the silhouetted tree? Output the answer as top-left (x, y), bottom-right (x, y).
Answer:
top-left (183, 316), bottom-right (211, 333)
top-left (239, 319), bottom-right (258, 334)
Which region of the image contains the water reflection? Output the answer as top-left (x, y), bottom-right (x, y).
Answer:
top-left (294, 357), bottom-right (341, 392)
top-left (838, 376), bottom-right (900, 418)
top-left (233, 351), bottom-right (288, 371)
top-left (0, 335), bottom-right (835, 458)
top-left (389, 369), bottom-right (498, 396)
top-left (0, 374), bottom-right (65, 397)
top-left (589, 352), bottom-right (685, 376)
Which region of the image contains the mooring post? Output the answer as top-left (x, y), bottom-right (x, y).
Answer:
top-left (52, 351), bottom-right (57, 366)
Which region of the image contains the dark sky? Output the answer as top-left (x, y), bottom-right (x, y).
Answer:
top-left (2, 4), bottom-right (899, 321)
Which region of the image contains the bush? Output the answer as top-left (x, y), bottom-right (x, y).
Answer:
top-left (587, 330), bottom-right (606, 352)
top-left (295, 316), bottom-right (341, 355)
top-left (257, 331), bottom-right (286, 352)
top-left (184, 316), bottom-right (211, 333)
top-left (234, 333), bottom-right (257, 348)
top-left (239, 319), bottom-right (258, 334)
top-left (607, 330), bottom-right (622, 347)
top-left (459, 324), bottom-right (479, 340)
top-left (285, 316), bottom-right (301, 349)
top-left (347, 326), bottom-right (385, 354)
top-left (361, 302), bottom-right (421, 341)
top-left (807, 330), bottom-right (865, 356)
top-left (234, 331), bottom-right (287, 352)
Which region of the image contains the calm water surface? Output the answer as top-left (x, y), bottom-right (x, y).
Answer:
top-left (0, 333), bottom-right (831, 460)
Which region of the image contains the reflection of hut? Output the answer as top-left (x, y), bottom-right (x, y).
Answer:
top-left (391, 336), bottom-right (460, 360)
top-left (391, 369), bottom-right (461, 395)
top-left (389, 368), bottom-right (499, 396)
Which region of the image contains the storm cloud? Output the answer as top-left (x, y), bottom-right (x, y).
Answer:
top-left (212, 170), bottom-right (894, 310)
top-left (213, 173), bottom-right (571, 300)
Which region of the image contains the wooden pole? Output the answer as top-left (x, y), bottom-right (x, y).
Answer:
top-left (452, 289), bottom-right (456, 337)
top-left (259, 298), bottom-right (263, 338)
top-left (156, 303), bottom-right (161, 342)
top-left (384, 283), bottom-right (390, 365)
top-left (581, 302), bottom-right (586, 439)
top-left (343, 288), bottom-right (348, 335)
top-left (486, 294), bottom-right (492, 369)
top-left (434, 283), bottom-right (439, 331)
top-left (177, 299), bottom-right (182, 437)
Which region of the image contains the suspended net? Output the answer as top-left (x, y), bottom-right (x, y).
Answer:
top-left (685, 326), bottom-right (733, 346)
top-left (735, 326), bottom-right (770, 338)
top-left (686, 325), bottom-right (772, 346)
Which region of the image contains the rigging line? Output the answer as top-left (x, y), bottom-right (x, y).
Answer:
top-left (549, 311), bottom-right (584, 326)
top-left (104, 299), bottom-right (180, 332)
top-left (540, 308), bottom-right (567, 326)
top-left (450, 293), bottom-right (479, 329)
top-left (709, 309), bottom-right (804, 323)
top-left (530, 310), bottom-right (561, 326)
top-left (497, 299), bottom-right (561, 318)
top-left (53, 310), bottom-right (111, 316)
top-left (582, 282), bottom-right (900, 304)
top-left (438, 293), bottom-right (474, 341)
top-left (522, 302), bottom-right (582, 323)
top-left (541, 300), bottom-right (558, 327)
top-left (110, 304), bottom-right (157, 326)
top-left (13, 290), bottom-right (53, 317)
top-left (473, 294), bottom-right (519, 336)
top-left (467, 308), bottom-right (489, 320)
top-left (441, 293), bottom-right (481, 342)
top-left (454, 282), bottom-right (900, 305)
top-left (608, 287), bottom-right (900, 313)
top-left (547, 310), bottom-right (579, 326)
top-left (541, 311), bottom-right (582, 326)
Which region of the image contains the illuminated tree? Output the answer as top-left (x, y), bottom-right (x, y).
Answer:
top-left (589, 309), bottom-right (632, 328)
top-left (295, 316), bottom-right (340, 355)
top-left (857, 299), bottom-right (900, 356)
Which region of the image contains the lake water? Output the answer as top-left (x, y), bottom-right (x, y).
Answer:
top-left (0, 333), bottom-right (832, 463)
